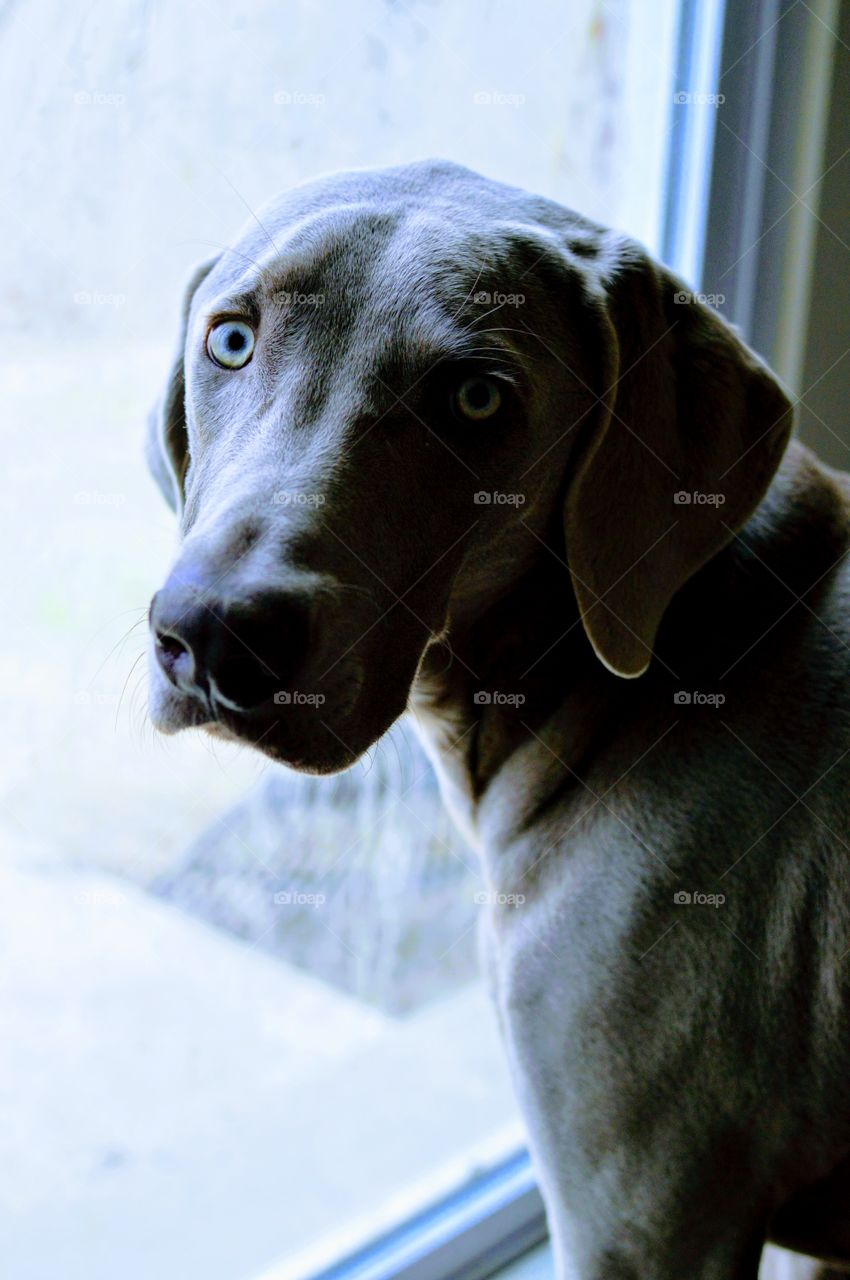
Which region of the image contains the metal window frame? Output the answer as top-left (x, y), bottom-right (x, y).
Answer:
top-left (664, 0), bottom-right (839, 391)
top-left (296, 1150), bottom-right (548, 1280)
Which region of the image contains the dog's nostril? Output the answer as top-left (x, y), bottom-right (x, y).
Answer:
top-left (150, 581), bottom-right (314, 713)
top-left (157, 633), bottom-right (187, 660)
top-left (155, 630), bottom-right (197, 690)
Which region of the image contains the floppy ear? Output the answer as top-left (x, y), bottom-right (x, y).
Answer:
top-left (564, 239), bottom-right (793, 678)
top-left (145, 258), bottom-right (218, 513)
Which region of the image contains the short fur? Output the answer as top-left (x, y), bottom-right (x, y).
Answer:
top-left (145, 160), bottom-right (850, 1279)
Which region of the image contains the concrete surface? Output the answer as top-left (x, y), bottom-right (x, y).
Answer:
top-left (0, 863), bottom-right (519, 1280)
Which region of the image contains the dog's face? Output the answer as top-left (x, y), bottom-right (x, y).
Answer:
top-left (146, 160), bottom-right (792, 772)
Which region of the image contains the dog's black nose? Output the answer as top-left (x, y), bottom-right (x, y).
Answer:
top-left (150, 581), bottom-right (312, 712)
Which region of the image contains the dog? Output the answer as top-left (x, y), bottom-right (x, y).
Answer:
top-left (145, 160), bottom-right (850, 1279)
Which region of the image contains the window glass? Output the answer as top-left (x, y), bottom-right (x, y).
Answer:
top-left (0, 3), bottom-right (679, 1277)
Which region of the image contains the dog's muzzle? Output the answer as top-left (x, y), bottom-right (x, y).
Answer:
top-left (149, 574), bottom-right (313, 715)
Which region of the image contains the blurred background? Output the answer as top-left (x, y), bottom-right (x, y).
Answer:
top-left (0, 2), bottom-right (846, 1278)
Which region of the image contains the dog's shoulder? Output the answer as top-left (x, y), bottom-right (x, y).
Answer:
top-left (661, 440), bottom-right (850, 671)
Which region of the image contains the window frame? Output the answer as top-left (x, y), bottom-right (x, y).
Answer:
top-left (665, 0), bottom-right (838, 390)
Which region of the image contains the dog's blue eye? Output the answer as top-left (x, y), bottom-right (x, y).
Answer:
top-left (454, 376), bottom-right (502, 421)
top-left (206, 320), bottom-right (255, 369)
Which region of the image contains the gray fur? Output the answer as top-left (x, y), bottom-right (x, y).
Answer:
top-left (146, 160), bottom-right (850, 1279)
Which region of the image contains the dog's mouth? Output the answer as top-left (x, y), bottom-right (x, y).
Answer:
top-left (147, 647), bottom-right (393, 773)
top-left (207, 709), bottom-right (363, 773)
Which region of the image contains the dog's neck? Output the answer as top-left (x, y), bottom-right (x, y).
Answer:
top-left (411, 538), bottom-right (623, 846)
top-left (410, 441), bottom-right (850, 849)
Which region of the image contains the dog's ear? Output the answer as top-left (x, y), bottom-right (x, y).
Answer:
top-left (564, 239), bottom-right (793, 678)
top-left (145, 258), bottom-right (218, 513)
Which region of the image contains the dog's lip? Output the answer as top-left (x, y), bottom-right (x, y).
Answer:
top-left (148, 644), bottom-right (369, 767)
top-left (203, 706), bottom-right (360, 772)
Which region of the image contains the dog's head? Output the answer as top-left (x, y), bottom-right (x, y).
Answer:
top-left (146, 160), bottom-right (792, 772)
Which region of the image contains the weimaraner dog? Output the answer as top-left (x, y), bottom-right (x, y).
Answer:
top-left (145, 160), bottom-right (850, 1279)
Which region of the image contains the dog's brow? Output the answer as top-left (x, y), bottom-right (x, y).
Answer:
top-left (197, 289), bottom-right (262, 326)
top-left (373, 332), bottom-right (523, 392)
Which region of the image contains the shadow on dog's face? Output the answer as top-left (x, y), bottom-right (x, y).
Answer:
top-left (146, 163), bottom-right (596, 771)
top-left (146, 161), bottom-right (791, 772)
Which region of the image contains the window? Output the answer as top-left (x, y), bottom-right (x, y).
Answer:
top-left (5, 2), bottom-right (799, 1278)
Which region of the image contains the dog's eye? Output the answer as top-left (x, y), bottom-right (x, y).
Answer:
top-left (206, 320), bottom-right (255, 369)
top-left (453, 376), bottom-right (503, 421)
